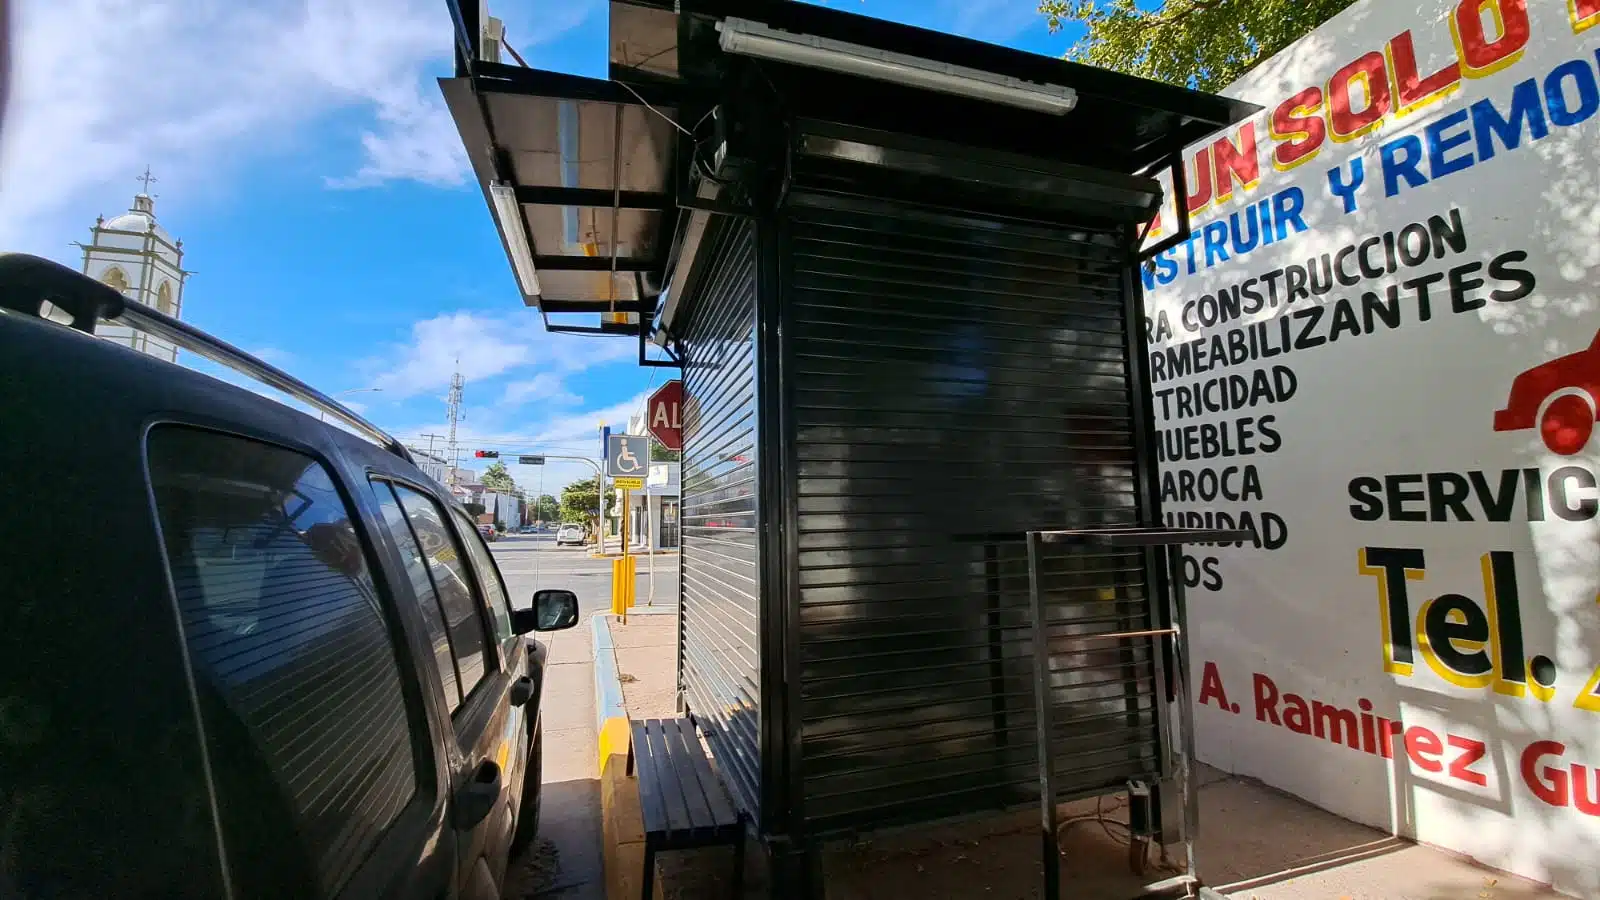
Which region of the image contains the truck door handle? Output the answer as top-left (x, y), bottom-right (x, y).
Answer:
top-left (509, 675), bottom-right (535, 707)
top-left (454, 759), bottom-right (502, 830)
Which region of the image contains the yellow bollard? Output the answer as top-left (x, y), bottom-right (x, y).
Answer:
top-left (611, 557), bottom-right (625, 617)
top-left (610, 555), bottom-right (637, 620)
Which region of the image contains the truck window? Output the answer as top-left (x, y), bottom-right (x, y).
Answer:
top-left (147, 426), bottom-right (421, 898)
top-left (451, 508), bottom-right (515, 647)
top-left (371, 478), bottom-right (464, 712)
top-left (390, 484), bottom-right (495, 702)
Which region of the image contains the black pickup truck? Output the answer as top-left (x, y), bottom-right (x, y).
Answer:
top-left (0, 254), bottom-right (578, 899)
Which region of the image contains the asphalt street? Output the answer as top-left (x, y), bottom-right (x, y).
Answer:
top-left (493, 533), bottom-right (679, 899)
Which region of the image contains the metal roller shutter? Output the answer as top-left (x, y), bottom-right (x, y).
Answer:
top-left (676, 216), bottom-right (765, 825)
top-left (784, 181), bottom-right (1165, 836)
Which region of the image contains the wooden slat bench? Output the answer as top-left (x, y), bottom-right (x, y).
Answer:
top-left (626, 717), bottom-right (745, 900)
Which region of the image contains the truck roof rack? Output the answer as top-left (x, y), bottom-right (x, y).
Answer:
top-left (0, 253), bottom-right (414, 464)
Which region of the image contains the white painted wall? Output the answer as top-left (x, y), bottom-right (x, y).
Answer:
top-left (1142, 2), bottom-right (1600, 893)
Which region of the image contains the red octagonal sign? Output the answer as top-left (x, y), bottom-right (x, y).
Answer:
top-left (647, 380), bottom-right (683, 451)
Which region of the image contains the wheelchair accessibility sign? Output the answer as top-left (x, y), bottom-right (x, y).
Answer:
top-left (606, 434), bottom-right (649, 479)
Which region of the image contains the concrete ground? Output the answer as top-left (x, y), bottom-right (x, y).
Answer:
top-left (813, 775), bottom-right (1565, 900)
top-left (603, 611), bottom-right (1567, 900)
top-left (611, 615), bottom-right (679, 721)
top-left (492, 533), bottom-right (679, 900)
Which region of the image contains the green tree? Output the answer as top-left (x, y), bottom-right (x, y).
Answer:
top-left (464, 501), bottom-right (487, 519)
top-left (650, 436), bottom-right (679, 462)
top-left (480, 460), bottom-right (516, 493)
top-left (536, 494), bottom-right (560, 523)
top-left (560, 477), bottom-right (613, 529)
top-left (1041, 0), bottom-right (1360, 92)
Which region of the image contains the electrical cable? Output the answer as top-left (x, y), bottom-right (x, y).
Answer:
top-left (691, 107), bottom-right (716, 137)
top-left (617, 81), bottom-right (691, 136)
top-left (635, 369), bottom-right (661, 435)
top-left (694, 147), bottom-right (735, 187)
top-left (1051, 795), bottom-right (1186, 877)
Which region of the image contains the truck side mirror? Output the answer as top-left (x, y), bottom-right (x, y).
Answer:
top-left (514, 589), bottom-right (579, 634)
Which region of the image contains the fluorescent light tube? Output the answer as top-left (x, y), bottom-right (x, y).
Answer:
top-left (717, 18), bottom-right (1077, 115)
top-left (489, 181), bottom-right (542, 298)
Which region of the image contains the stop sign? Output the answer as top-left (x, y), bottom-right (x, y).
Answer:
top-left (647, 380), bottom-right (683, 451)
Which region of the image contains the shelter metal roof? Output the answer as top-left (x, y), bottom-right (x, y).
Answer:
top-left (441, 0), bottom-right (1259, 339)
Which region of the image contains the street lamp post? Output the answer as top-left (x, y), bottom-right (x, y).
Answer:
top-left (322, 387), bottom-right (382, 422)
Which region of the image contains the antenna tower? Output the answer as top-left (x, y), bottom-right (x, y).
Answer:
top-left (445, 362), bottom-right (465, 486)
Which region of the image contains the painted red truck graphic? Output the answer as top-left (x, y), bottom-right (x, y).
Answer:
top-left (1493, 330), bottom-right (1600, 455)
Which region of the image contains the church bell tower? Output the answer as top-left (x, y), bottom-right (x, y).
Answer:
top-left (75, 167), bottom-right (192, 363)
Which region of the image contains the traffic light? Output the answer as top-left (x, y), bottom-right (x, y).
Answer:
top-left (474, 450), bottom-right (499, 459)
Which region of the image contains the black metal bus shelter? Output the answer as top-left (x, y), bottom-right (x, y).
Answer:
top-left (442, 2), bottom-right (1257, 896)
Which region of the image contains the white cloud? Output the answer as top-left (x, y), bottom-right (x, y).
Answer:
top-left (385, 389), bottom-right (648, 490)
top-left (387, 390), bottom-right (648, 462)
top-left (363, 308), bottom-right (643, 490)
top-left (503, 372), bottom-right (582, 407)
top-left (533, 391), bottom-right (650, 445)
top-left (324, 79), bottom-right (468, 189)
top-left (366, 310), bottom-right (633, 399)
top-left (0, 0), bottom-right (595, 253)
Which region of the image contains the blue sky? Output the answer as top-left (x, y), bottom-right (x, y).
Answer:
top-left (1, 0), bottom-right (1084, 492)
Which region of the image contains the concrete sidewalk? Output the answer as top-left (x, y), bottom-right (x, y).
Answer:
top-left (588, 540), bottom-right (681, 558)
top-left (501, 614), bottom-right (605, 900)
top-left (611, 615), bottom-right (680, 720)
top-left (591, 614), bottom-right (1566, 900)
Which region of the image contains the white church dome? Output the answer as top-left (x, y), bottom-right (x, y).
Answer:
top-left (103, 194), bottom-right (172, 242)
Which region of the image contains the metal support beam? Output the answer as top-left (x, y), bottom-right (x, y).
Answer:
top-left (547, 324), bottom-right (617, 335)
top-left (679, 196), bottom-right (757, 218)
top-left (541, 299), bottom-right (655, 315)
top-left (1137, 150), bottom-right (1192, 262)
top-left (1025, 531), bottom-right (1061, 900)
top-left (547, 322), bottom-right (641, 336)
top-left (639, 316), bottom-right (682, 368)
top-left (470, 62), bottom-right (693, 108)
top-left (534, 255), bottom-right (659, 272)
top-left (514, 185), bottom-right (670, 210)
top-left (444, 0), bottom-right (479, 77)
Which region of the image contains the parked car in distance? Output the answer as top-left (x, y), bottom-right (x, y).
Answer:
top-left (556, 524), bottom-right (586, 546)
top-left (0, 254), bottom-right (582, 900)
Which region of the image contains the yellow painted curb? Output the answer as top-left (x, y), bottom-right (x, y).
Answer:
top-left (600, 744), bottom-right (653, 900)
top-left (598, 716), bottom-right (631, 772)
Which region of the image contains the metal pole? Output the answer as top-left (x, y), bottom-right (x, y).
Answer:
top-left (620, 487), bottom-right (632, 625)
top-left (622, 488), bottom-right (632, 560)
top-left (1026, 531), bottom-right (1060, 900)
top-left (1168, 544), bottom-right (1202, 896)
top-left (648, 491), bottom-right (656, 606)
